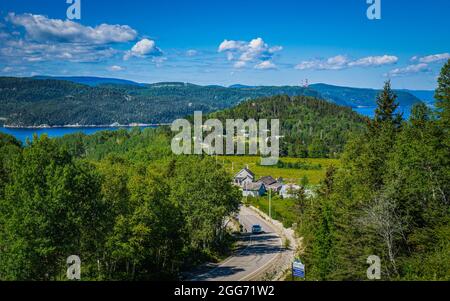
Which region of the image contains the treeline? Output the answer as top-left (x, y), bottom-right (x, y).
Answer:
top-left (208, 95), bottom-right (367, 158)
top-left (298, 61), bottom-right (450, 280)
top-left (0, 127), bottom-right (241, 280)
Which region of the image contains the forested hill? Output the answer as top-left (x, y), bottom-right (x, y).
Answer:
top-left (208, 95), bottom-right (367, 158)
top-left (0, 76), bottom-right (422, 127)
top-left (0, 77), bottom-right (317, 126)
top-left (309, 83), bottom-right (423, 107)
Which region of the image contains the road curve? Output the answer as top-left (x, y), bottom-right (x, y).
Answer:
top-left (188, 206), bottom-right (284, 281)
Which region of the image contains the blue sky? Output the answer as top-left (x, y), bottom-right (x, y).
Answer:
top-left (0, 0), bottom-right (449, 89)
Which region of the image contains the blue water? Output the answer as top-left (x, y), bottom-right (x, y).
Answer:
top-left (353, 106), bottom-right (412, 119)
top-left (0, 126), bottom-right (154, 143)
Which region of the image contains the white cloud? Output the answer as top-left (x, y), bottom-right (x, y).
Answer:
top-left (218, 37), bottom-right (282, 69)
top-left (296, 54), bottom-right (398, 70)
top-left (255, 60), bottom-right (276, 70)
top-left (295, 55), bottom-right (349, 70)
top-left (0, 12), bottom-right (142, 65)
top-left (386, 63), bottom-right (431, 77)
top-left (124, 38), bottom-right (162, 60)
top-left (218, 40), bottom-right (246, 52)
top-left (152, 56), bottom-right (167, 67)
top-left (7, 13), bottom-right (137, 44)
top-left (108, 65), bottom-right (124, 71)
top-left (186, 49), bottom-right (198, 57)
top-left (348, 55), bottom-right (398, 67)
top-left (2, 66), bottom-right (13, 72)
top-left (412, 53), bottom-right (450, 64)
top-left (0, 38), bottom-right (117, 63)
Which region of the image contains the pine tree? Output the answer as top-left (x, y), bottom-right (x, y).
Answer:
top-left (435, 59), bottom-right (450, 137)
top-left (372, 80), bottom-right (402, 129)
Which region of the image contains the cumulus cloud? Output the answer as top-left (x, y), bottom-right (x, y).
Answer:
top-left (386, 63), bottom-right (431, 77)
top-left (124, 38), bottom-right (162, 60)
top-left (296, 54), bottom-right (398, 70)
top-left (255, 60), bottom-right (276, 70)
top-left (0, 12), bottom-right (143, 66)
top-left (0, 38), bottom-right (117, 63)
top-left (348, 55), bottom-right (398, 67)
top-left (7, 13), bottom-right (137, 44)
top-left (218, 37), bottom-right (281, 69)
top-left (412, 53), bottom-right (450, 64)
top-left (234, 61), bottom-right (246, 69)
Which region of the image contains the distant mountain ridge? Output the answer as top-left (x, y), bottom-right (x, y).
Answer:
top-left (32, 75), bottom-right (144, 87)
top-left (230, 82), bottom-right (429, 107)
top-left (309, 83), bottom-right (426, 107)
top-left (0, 76), bottom-right (429, 127)
top-left (398, 89), bottom-right (436, 104)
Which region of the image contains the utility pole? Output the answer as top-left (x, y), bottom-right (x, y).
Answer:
top-left (245, 181), bottom-right (248, 204)
top-left (269, 188), bottom-right (272, 219)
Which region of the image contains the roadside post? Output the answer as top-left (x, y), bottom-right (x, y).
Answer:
top-left (292, 259), bottom-right (305, 280)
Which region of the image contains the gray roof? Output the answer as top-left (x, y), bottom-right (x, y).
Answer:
top-left (243, 182), bottom-right (265, 191)
top-left (257, 176), bottom-right (277, 186)
top-left (268, 182), bottom-right (283, 189)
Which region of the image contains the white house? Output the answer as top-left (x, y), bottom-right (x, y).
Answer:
top-left (234, 167), bottom-right (255, 187)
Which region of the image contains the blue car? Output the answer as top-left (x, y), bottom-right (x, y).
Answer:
top-left (251, 224), bottom-right (263, 234)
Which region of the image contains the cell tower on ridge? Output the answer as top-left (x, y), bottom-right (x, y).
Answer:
top-left (301, 78), bottom-right (309, 88)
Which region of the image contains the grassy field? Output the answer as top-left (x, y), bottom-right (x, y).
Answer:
top-left (244, 195), bottom-right (301, 228)
top-left (217, 155), bottom-right (340, 185)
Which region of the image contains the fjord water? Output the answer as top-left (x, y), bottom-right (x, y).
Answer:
top-left (353, 105), bottom-right (413, 119)
top-left (0, 126), bottom-right (155, 143)
top-left (0, 105), bottom-right (417, 143)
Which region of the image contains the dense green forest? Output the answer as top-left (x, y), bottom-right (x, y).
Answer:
top-left (0, 127), bottom-right (241, 280)
top-left (297, 61), bottom-right (450, 280)
top-left (0, 77), bottom-right (423, 127)
top-left (0, 62), bottom-right (447, 281)
top-left (208, 95), bottom-right (367, 158)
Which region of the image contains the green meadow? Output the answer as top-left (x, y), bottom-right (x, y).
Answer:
top-left (217, 155), bottom-right (340, 185)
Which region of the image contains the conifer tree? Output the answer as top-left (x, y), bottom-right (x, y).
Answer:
top-left (372, 80), bottom-right (402, 129)
top-left (435, 59), bottom-right (450, 137)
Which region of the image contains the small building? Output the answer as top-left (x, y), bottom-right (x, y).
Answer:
top-left (257, 176), bottom-right (283, 193)
top-left (280, 184), bottom-right (314, 199)
top-left (280, 184), bottom-right (301, 199)
top-left (242, 182), bottom-right (266, 197)
top-left (234, 167), bottom-right (255, 187)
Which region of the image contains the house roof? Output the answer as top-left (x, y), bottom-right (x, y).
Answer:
top-left (257, 176), bottom-right (277, 186)
top-left (243, 182), bottom-right (265, 191)
top-left (235, 167), bottom-right (255, 178)
top-left (268, 182), bottom-right (283, 190)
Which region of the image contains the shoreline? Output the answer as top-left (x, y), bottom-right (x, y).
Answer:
top-left (2, 123), bottom-right (171, 129)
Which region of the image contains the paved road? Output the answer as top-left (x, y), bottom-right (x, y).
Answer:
top-left (189, 206), bottom-right (283, 281)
